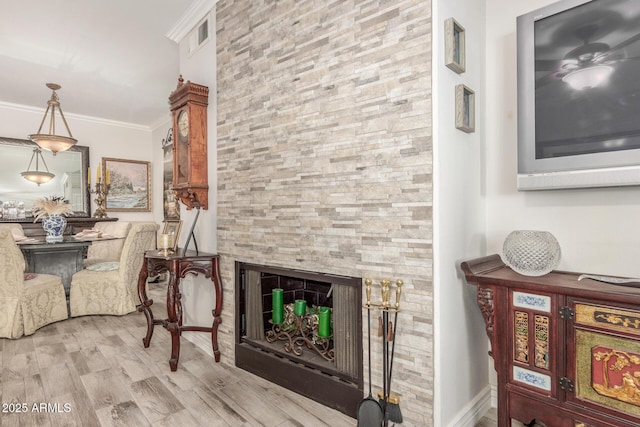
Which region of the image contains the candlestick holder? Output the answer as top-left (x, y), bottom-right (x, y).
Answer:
top-left (266, 303), bottom-right (334, 362)
top-left (91, 180), bottom-right (110, 218)
top-left (157, 233), bottom-right (174, 256)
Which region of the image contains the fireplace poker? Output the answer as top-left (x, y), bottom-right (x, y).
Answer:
top-left (357, 278), bottom-right (383, 426)
top-left (382, 280), bottom-right (403, 424)
top-left (380, 279), bottom-right (391, 426)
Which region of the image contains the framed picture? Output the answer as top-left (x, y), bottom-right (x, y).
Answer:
top-left (162, 220), bottom-right (182, 251)
top-left (455, 84), bottom-right (475, 133)
top-left (445, 18), bottom-right (465, 74)
top-left (102, 158), bottom-right (151, 212)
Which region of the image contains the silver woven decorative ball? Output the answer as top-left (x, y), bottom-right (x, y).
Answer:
top-left (502, 230), bottom-right (561, 276)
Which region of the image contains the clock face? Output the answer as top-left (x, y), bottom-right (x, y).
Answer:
top-left (178, 110), bottom-right (189, 141)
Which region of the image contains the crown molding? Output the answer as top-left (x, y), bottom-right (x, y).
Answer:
top-left (166, 0), bottom-right (217, 43)
top-left (150, 114), bottom-right (172, 133)
top-left (0, 101), bottom-right (150, 132)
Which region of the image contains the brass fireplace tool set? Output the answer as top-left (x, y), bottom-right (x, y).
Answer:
top-left (359, 278), bottom-right (403, 426)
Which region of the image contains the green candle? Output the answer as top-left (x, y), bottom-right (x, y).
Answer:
top-left (318, 306), bottom-right (331, 338)
top-left (294, 299), bottom-right (307, 316)
top-left (272, 289), bottom-right (284, 324)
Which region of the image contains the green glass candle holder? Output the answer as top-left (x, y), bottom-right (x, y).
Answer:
top-left (318, 306), bottom-right (331, 338)
top-left (272, 288), bottom-right (284, 324)
top-left (294, 299), bottom-right (307, 316)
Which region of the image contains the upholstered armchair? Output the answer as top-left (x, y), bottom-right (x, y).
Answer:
top-left (69, 222), bottom-right (158, 317)
top-left (0, 229), bottom-right (68, 338)
top-left (82, 221), bottom-right (131, 267)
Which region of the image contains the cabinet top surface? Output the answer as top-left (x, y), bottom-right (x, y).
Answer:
top-left (461, 254), bottom-right (640, 301)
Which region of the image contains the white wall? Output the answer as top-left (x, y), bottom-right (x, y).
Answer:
top-left (485, 0), bottom-right (640, 278)
top-left (171, 6), bottom-right (219, 344)
top-left (0, 102), bottom-right (156, 223)
top-left (434, 0), bottom-right (490, 425)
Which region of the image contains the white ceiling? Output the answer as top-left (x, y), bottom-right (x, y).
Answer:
top-left (0, 0), bottom-right (197, 128)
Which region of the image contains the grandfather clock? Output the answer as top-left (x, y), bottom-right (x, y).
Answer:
top-left (169, 75), bottom-right (209, 210)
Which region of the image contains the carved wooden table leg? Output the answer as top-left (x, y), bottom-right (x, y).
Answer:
top-left (210, 260), bottom-right (223, 362)
top-left (136, 258), bottom-right (154, 348)
top-left (166, 261), bottom-right (181, 371)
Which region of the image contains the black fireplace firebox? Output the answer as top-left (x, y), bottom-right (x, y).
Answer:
top-left (235, 262), bottom-right (363, 417)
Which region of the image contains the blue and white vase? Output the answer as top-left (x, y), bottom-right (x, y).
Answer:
top-left (42, 214), bottom-right (67, 242)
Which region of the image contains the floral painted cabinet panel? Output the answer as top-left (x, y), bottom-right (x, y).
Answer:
top-left (570, 301), bottom-right (640, 419)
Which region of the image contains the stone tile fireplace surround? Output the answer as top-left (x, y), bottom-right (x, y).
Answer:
top-left (216, 1), bottom-right (432, 425)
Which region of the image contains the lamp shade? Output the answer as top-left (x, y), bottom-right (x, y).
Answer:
top-left (21, 170), bottom-right (55, 185)
top-left (28, 83), bottom-right (77, 155)
top-left (28, 134), bottom-right (77, 154)
top-left (21, 148), bottom-right (54, 186)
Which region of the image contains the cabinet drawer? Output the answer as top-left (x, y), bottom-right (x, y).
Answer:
top-left (508, 391), bottom-right (573, 426)
top-left (575, 303), bottom-right (640, 337)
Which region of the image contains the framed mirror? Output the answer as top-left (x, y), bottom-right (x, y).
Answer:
top-left (0, 137), bottom-right (91, 218)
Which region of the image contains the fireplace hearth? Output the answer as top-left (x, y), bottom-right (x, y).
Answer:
top-left (235, 262), bottom-right (363, 417)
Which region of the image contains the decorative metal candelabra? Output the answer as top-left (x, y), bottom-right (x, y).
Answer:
top-left (91, 180), bottom-right (110, 218)
top-left (266, 304), bottom-right (335, 362)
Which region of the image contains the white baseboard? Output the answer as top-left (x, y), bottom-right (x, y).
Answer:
top-left (446, 385), bottom-right (493, 427)
top-left (491, 384), bottom-right (498, 408)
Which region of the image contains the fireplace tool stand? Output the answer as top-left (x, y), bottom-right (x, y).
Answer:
top-left (362, 278), bottom-right (403, 426)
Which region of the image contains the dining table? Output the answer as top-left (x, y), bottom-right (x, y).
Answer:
top-left (18, 235), bottom-right (120, 298)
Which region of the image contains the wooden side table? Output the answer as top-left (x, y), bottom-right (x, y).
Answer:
top-left (137, 249), bottom-right (223, 371)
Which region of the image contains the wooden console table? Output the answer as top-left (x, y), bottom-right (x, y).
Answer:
top-left (137, 250), bottom-right (223, 371)
top-left (462, 255), bottom-right (640, 427)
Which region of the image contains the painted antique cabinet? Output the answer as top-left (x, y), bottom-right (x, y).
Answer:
top-left (462, 255), bottom-right (640, 427)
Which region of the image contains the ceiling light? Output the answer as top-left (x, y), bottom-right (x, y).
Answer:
top-left (562, 65), bottom-right (613, 90)
top-left (21, 148), bottom-right (55, 186)
top-left (28, 83), bottom-right (77, 155)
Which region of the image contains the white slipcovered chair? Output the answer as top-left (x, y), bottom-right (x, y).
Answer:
top-left (70, 222), bottom-right (158, 317)
top-left (0, 229), bottom-right (68, 338)
top-left (0, 223), bottom-right (27, 241)
top-left (82, 221), bottom-right (131, 267)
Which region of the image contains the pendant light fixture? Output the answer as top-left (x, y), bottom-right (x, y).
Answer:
top-left (21, 147), bottom-right (55, 186)
top-left (562, 65), bottom-right (614, 90)
top-left (28, 83), bottom-right (77, 155)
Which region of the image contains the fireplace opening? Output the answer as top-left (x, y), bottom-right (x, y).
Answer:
top-left (235, 262), bottom-right (363, 417)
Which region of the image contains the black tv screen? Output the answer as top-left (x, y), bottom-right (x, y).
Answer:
top-left (517, 0), bottom-right (640, 190)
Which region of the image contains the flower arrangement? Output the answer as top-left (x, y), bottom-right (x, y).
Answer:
top-left (32, 196), bottom-right (74, 222)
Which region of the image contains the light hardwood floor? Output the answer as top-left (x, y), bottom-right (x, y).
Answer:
top-left (475, 407), bottom-right (497, 427)
top-left (0, 281), bottom-right (356, 427)
top-left (475, 407), bottom-right (547, 427)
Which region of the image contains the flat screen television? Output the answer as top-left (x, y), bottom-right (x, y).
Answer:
top-left (517, 0), bottom-right (640, 190)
